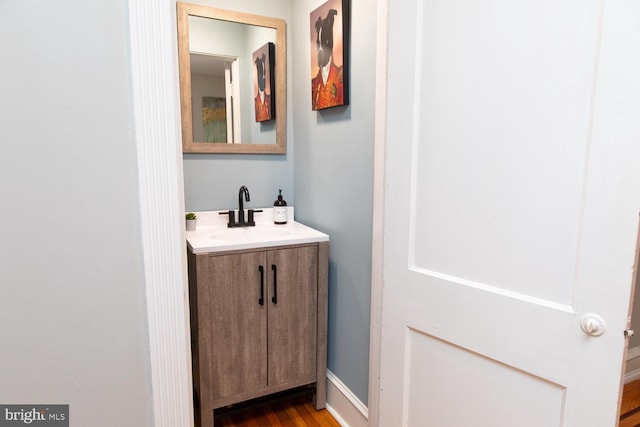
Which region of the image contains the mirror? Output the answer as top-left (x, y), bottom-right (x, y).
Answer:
top-left (177, 2), bottom-right (286, 154)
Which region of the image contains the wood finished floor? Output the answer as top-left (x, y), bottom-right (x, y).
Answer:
top-left (621, 380), bottom-right (640, 427)
top-left (214, 394), bottom-right (340, 427)
top-left (213, 380), bottom-right (640, 426)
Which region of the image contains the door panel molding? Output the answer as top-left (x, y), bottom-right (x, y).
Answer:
top-left (402, 327), bottom-right (566, 426)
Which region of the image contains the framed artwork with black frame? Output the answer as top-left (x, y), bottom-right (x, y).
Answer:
top-left (310, 0), bottom-right (350, 111)
top-left (253, 42), bottom-right (276, 122)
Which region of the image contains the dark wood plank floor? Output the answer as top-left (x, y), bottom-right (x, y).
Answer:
top-left (621, 380), bottom-right (640, 427)
top-left (214, 394), bottom-right (340, 427)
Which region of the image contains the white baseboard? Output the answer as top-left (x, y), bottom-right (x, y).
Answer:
top-left (625, 345), bottom-right (640, 383)
top-left (326, 370), bottom-right (368, 427)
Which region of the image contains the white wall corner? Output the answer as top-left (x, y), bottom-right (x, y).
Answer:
top-left (326, 371), bottom-right (368, 427)
top-left (625, 345), bottom-right (640, 384)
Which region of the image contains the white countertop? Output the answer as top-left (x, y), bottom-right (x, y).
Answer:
top-left (186, 207), bottom-right (329, 253)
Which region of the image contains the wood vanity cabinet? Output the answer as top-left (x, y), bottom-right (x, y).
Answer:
top-left (188, 242), bottom-right (328, 427)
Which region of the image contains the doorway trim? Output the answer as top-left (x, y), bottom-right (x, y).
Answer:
top-left (367, 0), bottom-right (388, 425)
top-left (129, 0), bottom-right (194, 425)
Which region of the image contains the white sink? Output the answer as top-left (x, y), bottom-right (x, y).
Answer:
top-left (186, 208), bottom-right (329, 253)
top-left (210, 227), bottom-right (291, 242)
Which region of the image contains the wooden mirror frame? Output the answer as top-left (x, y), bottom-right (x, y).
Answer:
top-left (177, 2), bottom-right (287, 154)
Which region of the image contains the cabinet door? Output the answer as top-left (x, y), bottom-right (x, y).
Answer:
top-left (267, 246), bottom-right (318, 386)
top-left (207, 251), bottom-right (267, 400)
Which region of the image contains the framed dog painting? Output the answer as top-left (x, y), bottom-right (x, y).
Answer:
top-left (253, 42), bottom-right (276, 122)
top-left (310, 0), bottom-right (350, 110)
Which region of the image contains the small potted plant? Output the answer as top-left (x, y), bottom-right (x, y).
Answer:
top-left (186, 212), bottom-right (197, 231)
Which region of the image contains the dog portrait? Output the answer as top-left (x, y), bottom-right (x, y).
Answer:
top-left (253, 42), bottom-right (275, 122)
top-left (310, 0), bottom-right (350, 110)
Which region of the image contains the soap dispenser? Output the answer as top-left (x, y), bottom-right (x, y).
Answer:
top-left (273, 189), bottom-right (288, 224)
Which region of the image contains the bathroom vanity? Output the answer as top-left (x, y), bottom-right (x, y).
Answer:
top-left (186, 209), bottom-right (329, 427)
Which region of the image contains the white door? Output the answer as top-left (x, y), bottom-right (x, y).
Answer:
top-left (378, 0), bottom-right (640, 425)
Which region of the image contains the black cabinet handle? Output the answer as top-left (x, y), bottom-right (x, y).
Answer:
top-left (271, 264), bottom-right (277, 304)
top-left (258, 265), bottom-right (264, 305)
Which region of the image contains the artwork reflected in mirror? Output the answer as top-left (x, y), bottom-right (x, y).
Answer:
top-left (202, 97), bottom-right (227, 142)
top-left (253, 42), bottom-right (276, 122)
top-left (310, 0), bottom-right (350, 111)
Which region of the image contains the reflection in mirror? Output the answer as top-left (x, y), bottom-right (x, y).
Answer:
top-left (190, 53), bottom-right (240, 143)
top-left (177, 2), bottom-right (286, 154)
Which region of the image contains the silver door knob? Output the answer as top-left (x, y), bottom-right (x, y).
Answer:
top-left (580, 314), bottom-right (606, 337)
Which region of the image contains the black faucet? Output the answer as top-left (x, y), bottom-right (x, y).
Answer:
top-left (219, 185), bottom-right (262, 227)
top-left (238, 185), bottom-right (250, 223)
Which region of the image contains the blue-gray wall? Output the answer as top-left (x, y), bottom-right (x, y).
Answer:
top-left (0, 1), bottom-right (153, 425)
top-left (183, 0), bottom-right (376, 405)
top-left (291, 0), bottom-right (375, 405)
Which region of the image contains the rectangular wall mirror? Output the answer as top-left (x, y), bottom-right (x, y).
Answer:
top-left (177, 2), bottom-right (287, 154)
